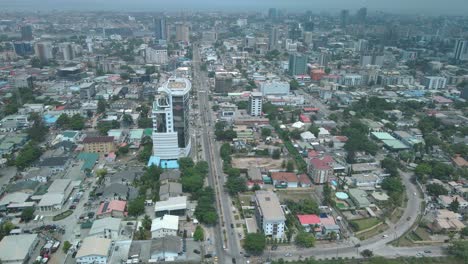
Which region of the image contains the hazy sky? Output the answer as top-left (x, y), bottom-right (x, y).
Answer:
top-left (1, 0), bottom-right (468, 15)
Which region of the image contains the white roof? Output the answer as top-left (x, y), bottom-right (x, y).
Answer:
top-left (76, 237), bottom-right (111, 259)
top-left (154, 196), bottom-right (187, 212)
top-left (300, 131), bottom-right (316, 140)
top-left (89, 218), bottom-right (121, 236)
top-left (38, 193), bottom-right (64, 207)
top-left (47, 179), bottom-right (71, 194)
top-left (151, 215), bottom-right (179, 232)
top-left (318, 127), bottom-right (330, 135)
top-left (291, 121), bottom-right (305, 129)
top-left (0, 234), bottom-right (38, 262)
top-left (0, 192), bottom-right (30, 207)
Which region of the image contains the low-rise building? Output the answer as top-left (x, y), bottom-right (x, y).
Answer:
top-left (96, 200), bottom-right (127, 218)
top-left (151, 215), bottom-right (179, 238)
top-left (432, 209), bottom-right (465, 232)
top-left (0, 234), bottom-right (39, 264)
top-left (154, 196), bottom-right (187, 217)
top-left (254, 190), bottom-right (286, 239)
top-left (159, 182), bottom-right (183, 201)
top-left (38, 179), bottom-right (73, 212)
top-left (348, 189), bottom-right (371, 208)
top-left (88, 218), bottom-right (121, 239)
top-left (271, 172), bottom-right (298, 188)
top-left (150, 236), bottom-right (183, 261)
top-left (76, 237), bottom-right (111, 264)
top-left (82, 136), bottom-right (115, 153)
top-left (309, 156), bottom-right (334, 184)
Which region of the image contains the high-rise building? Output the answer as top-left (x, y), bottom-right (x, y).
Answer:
top-left (360, 53), bottom-right (384, 67)
top-left (340, 10), bottom-right (349, 29)
top-left (214, 72), bottom-right (233, 93)
top-left (289, 53), bottom-right (307, 76)
top-left (152, 77), bottom-right (191, 160)
top-left (288, 23), bottom-right (302, 41)
top-left (154, 17), bottom-right (167, 41)
top-left (145, 47), bottom-right (168, 64)
top-left (319, 51), bottom-right (331, 67)
top-left (304, 32), bottom-right (313, 45)
top-left (249, 92), bottom-right (263, 117)
top-left (269, 26), bottom-right (279, 51)
top-left (461, 86), bottom-right (468, 100)
top-left (422, 76), bottom-right (447, 90)
top-left (356, 8), bottom-right (367, 24)
top-left (13, 42), bottom-right (34, 56)
top-left (21, 25), bottom-right (33, 41)
top-left (34, 42), bottom-right (53, 64)
top-left (202, 31), bottom-right (217, 44)
top-left (60, 42), bottom-right (74, 61)
top-left (175, 23), bottom-right (190, 43)
top-left (453, 39), bottom-right (468, 61)
top-left (268, 8), bottom-right (277, 20)
top-left (303, 21), bottom-right (314, 32)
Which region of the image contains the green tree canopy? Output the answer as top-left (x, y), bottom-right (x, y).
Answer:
top-left (243, 233), bottom-right (266, 254)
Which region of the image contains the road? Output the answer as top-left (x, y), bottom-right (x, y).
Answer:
top-left (269, 169), bottom-right (442, 260)
top-left (192, 45), bottom-right (243, 264)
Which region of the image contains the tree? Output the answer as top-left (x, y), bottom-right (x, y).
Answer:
top-left (70, 114), bottom-right (85, 130)
top-left (97, 98), bottom-right (107, 114)
top-left (127, 198), bottom-right (145, 217)
top-left (261, 128), bottom-right (272, 138)
top-left (290, 79), bottom-right (300, 90)
top-left (426, 183), bottom-right (448, 196)
top-left (27, 113), bottom-right (48, 142)
top-left (272, 149), bottom-right (281, 159)
top-left (361, 249), bottom-right (374, 258)
top-left (193, 225), bottom-right (204, 241)
top-left (117, 145), bottom-right (129, 156)
top-left (122, 114), bottom-right (133, 127)
top-left (142, 215), bottom-right (152, 230)
top-left (286, 160), bottom-right (295, 172)
top-left (179, 157), bottom-right (195, 172)
top-left (243, 233), bottom-right (266, 254)
top-left (56, 114), bottom-right (70, 129)
top-left (448, 240), bottom-right (468, 260)
top-left (20, 207), bottom-right (35, 222)
top-left (15, 143), bottom-right (42, 170)
top-left (63, 241), bottom-right (72, 253)
top-left (194, 161), bottom-right (209, 175)
top-left (449, 198), bottom-right (460, 213)
top-left (212, 105), bottom-right (220, 112)
top-left (295, 232), bottom-right (315, 248)
top-left (225, 176), bottom-right (247, 195)
top-left (138, 117), bottom-right (152, 128)
top-left (415, 163), bottom-right (432, 183)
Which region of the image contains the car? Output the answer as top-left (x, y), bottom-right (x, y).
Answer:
top-left (230, 223), bottom-right (234, 228)
top-left (407, 217), bottom-right (411, 221)
top-left (424, 250), bottom-right (432, 253)
top-left (114, 246), bottom-right (119, 251)
top-left (232, 258), bottom-right (236, 264)
top-left (271, 245), bottom-right (278, 250)
top-left (382, 235), bottom-right (388, 238)
top-left (285, 253), bottom-right (292, 257)
top-left (193, 249), bottom-right (200, 254)
top-left (354, 244), bottom-right (361, 248)
top-left (204, 254), bottom-right (212, 258)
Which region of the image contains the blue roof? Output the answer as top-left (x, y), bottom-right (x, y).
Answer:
top-left (147, 156), bottom-right (179, 169)
top-left (402, 90), bottom-right (426, 97)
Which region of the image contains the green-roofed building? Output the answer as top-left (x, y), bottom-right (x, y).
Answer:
top-left (129, 129), bottom-right (144, 148)
top-left (77, 152), bottom-right (99, 172)
top-left (370, 132), bottom-right (395, 141)
top-left (382, 139), bottom-right (410, 151)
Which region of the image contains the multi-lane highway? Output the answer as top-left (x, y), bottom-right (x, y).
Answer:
top-left (192, 45), bottom-right (243, 264)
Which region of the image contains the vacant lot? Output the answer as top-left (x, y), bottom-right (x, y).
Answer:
top-left (232, 157), bottom-right (285, 170)
top-left (276, 189), bottom-right (315, 203)
top-left (351, 217), bottom-right (381, 231)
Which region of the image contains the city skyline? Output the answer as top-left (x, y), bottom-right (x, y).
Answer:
top-left (1, 0), bottom-right (468, 15)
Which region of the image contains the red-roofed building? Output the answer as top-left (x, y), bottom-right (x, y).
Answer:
top-left (299, 114), bottom-right (311, 123)
top-left (271, 172), bottom-right (299, 188)
top-left (311, 69), bottom-right (325, 81)
top-left (297, 214), bottom-right (321, 232)
top-left (297, 174), bottom-right (312, 187)
top-left (433, 96), bottom-right (453, 104)
top-left (308, 150), bottom-right (319, 158)
top-left (97, 200), bottom-right (127, 218)
top-left (308, 156), bottom-right (334, 184)
top-left (303, 107), bottom-right (320, 113)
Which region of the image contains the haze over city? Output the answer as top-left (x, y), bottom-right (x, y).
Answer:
top-left (1, 0), bottom-right (468, 14)
top-left (0, 1), bottom-right (468, 264)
